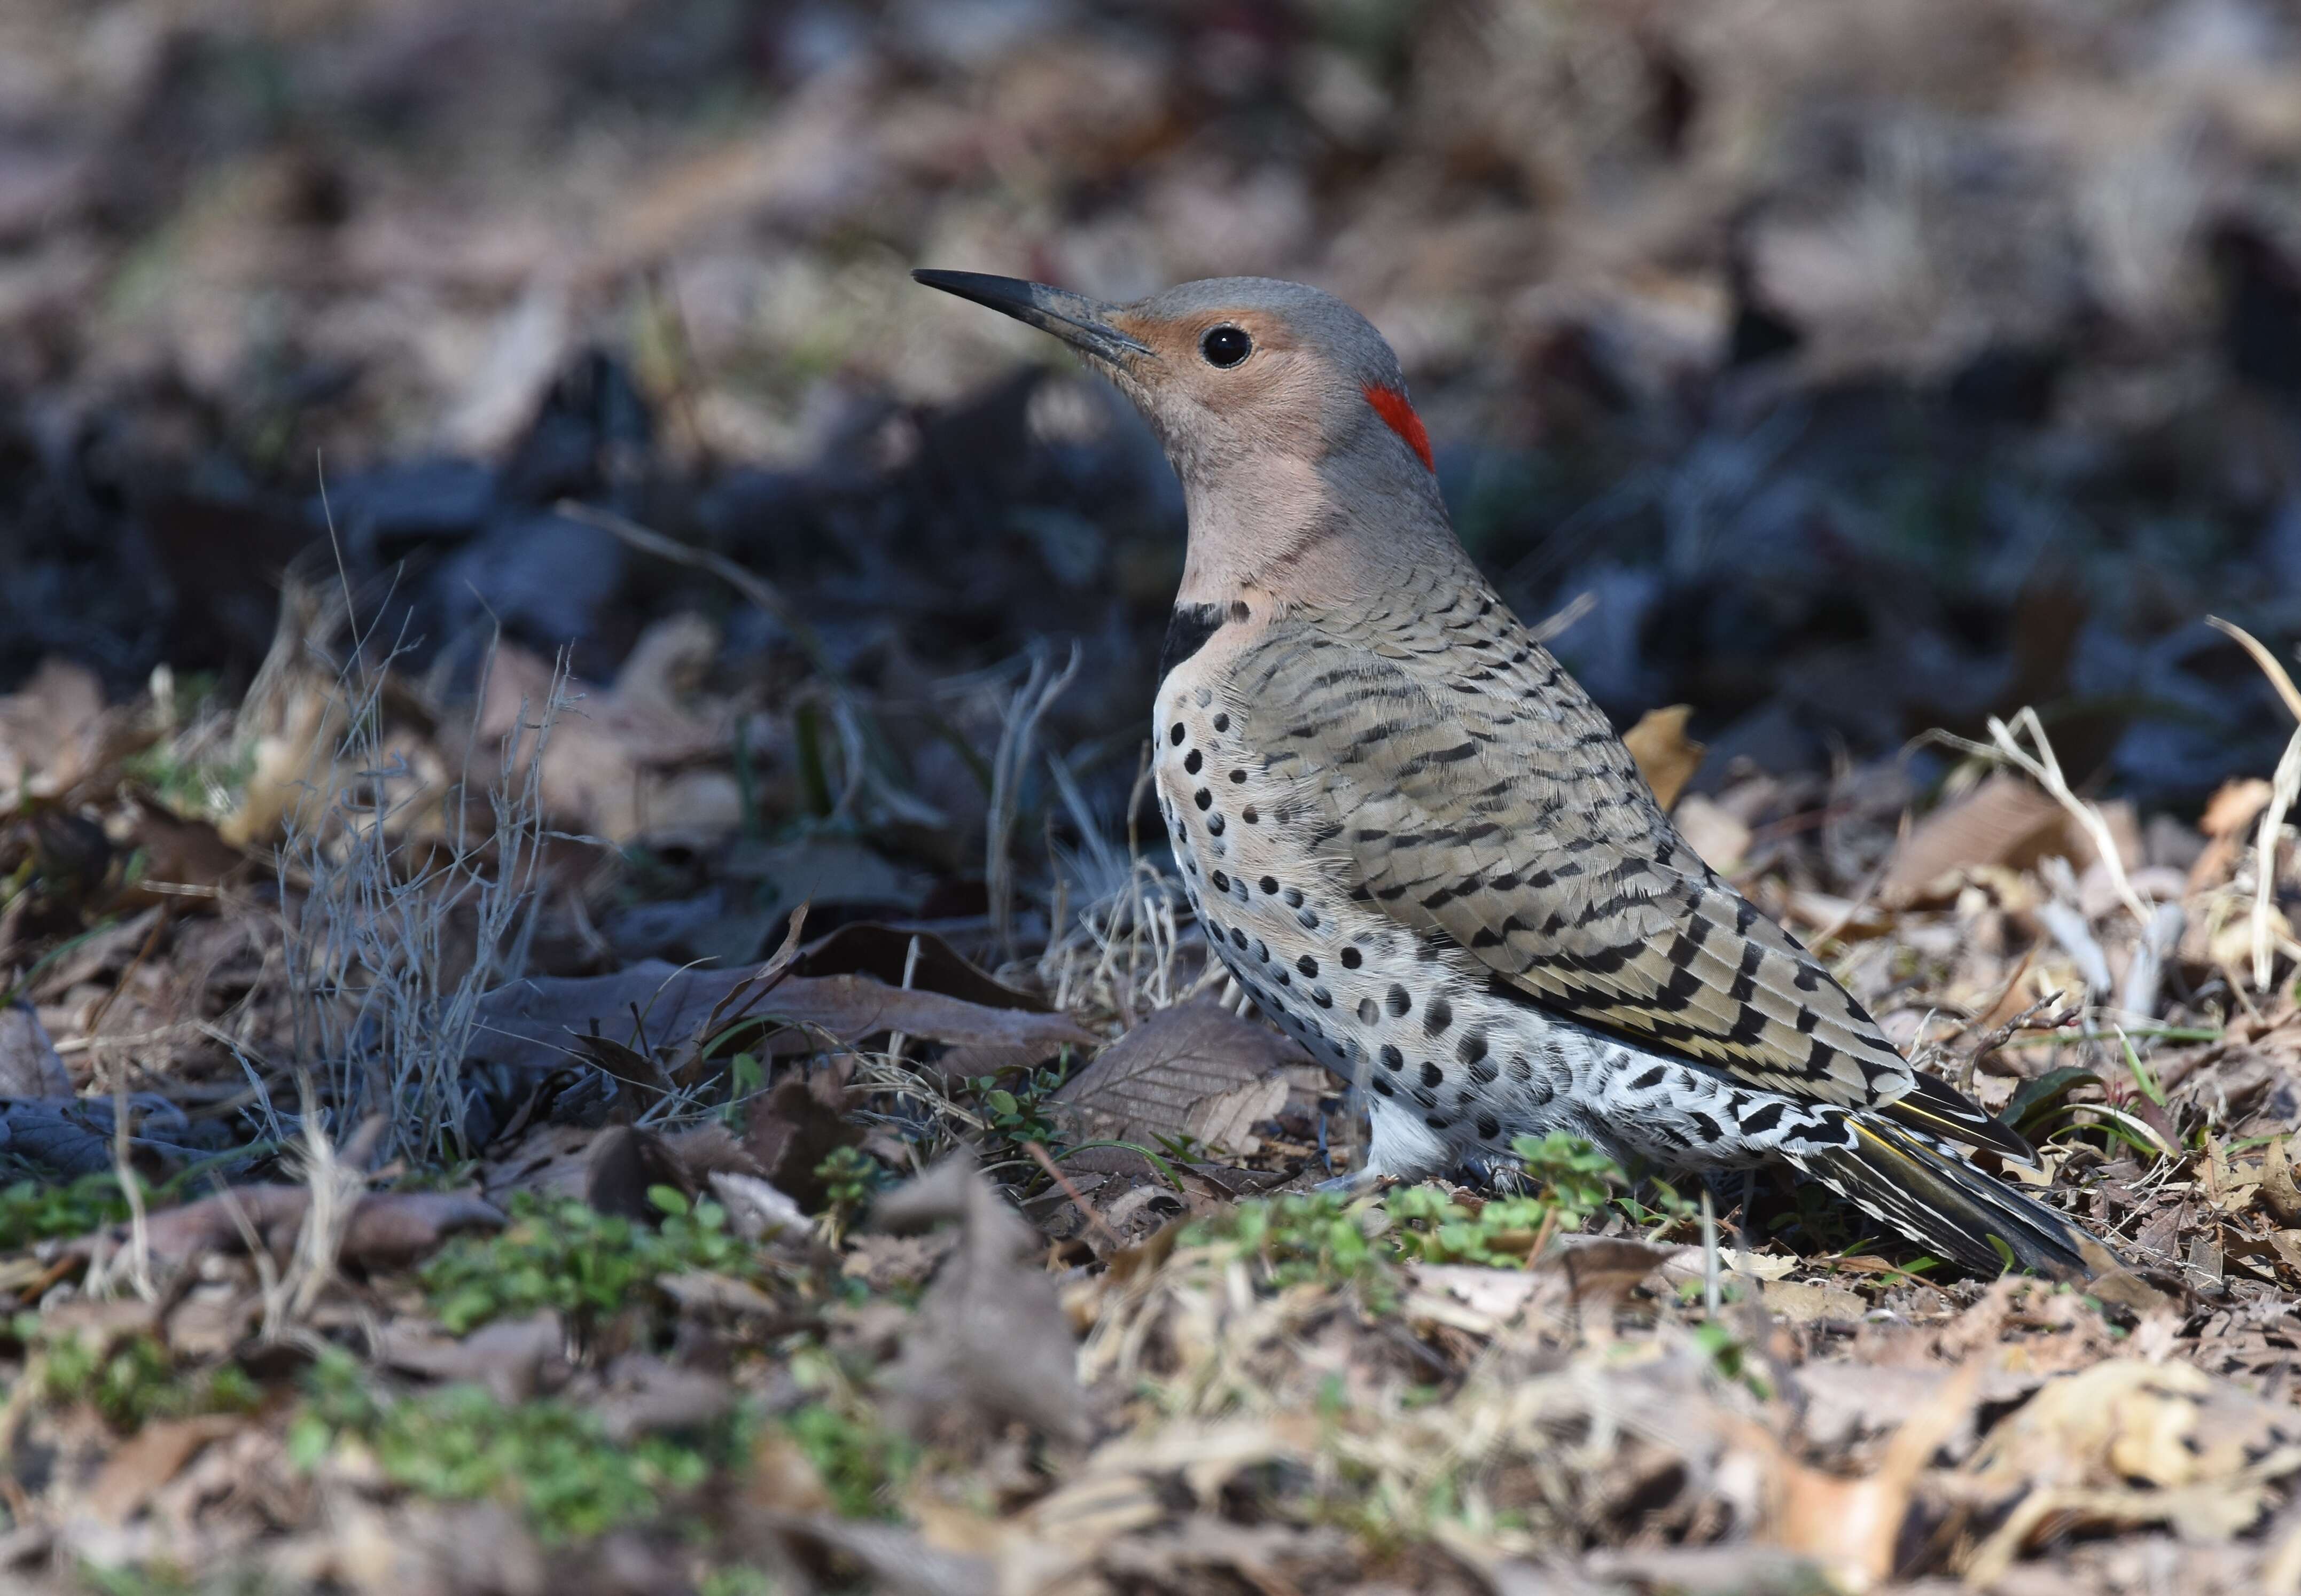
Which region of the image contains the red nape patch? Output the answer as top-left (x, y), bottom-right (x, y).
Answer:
top-left (1363, 383), bottom-right (1435, 473)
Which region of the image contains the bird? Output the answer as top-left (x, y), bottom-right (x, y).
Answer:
top-left (913, 267), bottom-right (2106, 1278)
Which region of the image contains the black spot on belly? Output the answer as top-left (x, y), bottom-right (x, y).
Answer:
top-left (1297, 955), bottom-right (1318, 977)
top-left (1423, 995), bottom-right (1453, 1036)
top-left (1213, 713), bottom-right (1230, 731)
top-left (1477, 1115), bottom-right (1500, 1140)
top-left (1380, 1045), bottom-right (1403, 1070)
top-left (1211, 871), bottom-right (1229, 891)
top-left (1229, 769), bottom-right (1246, 784)
top-left (1357, 998), bottom-right (1378, 1024)
top-left (1421, 1061), bottom-right (1444, 1088)
top-left (1183, 749), bottom-right (1203, 775)
top-left (1688, 1110), bottom-right (1722, 1142)
top-left (1424, 1114), bottom-right (1452, 1131)
top-left (1313, 989), bottom-right (1332, 1008)
top-left (1371, 1074), bottom-right (1394, 1097)
top-left (1229, 927), bottom-right (1247, 949)
top-left (1629, 1065), bottom-right (1667, 1091)
top-left (1457, 1030), bottom-right (1486, 1066)
top-left (1386, 984), bottom-right (1411, 1016)
top-left (1194, 788), bottom-right (1212, 811)
top-left (1207, 814), bottom-right (1225, 836)
top-left (1241, 807), bottom-right (1259, 824)
top-left (1259, 875), bottom-right (1278, 894)
top-left (1740, 1101), bottom-right (1786, 1135)
top-left (1169, 723), bottom-right (1185, 745)
top-left (1160, 603), bottom-right (1223, 678)
top-left (1340, 947), bottom-right (1362, 968)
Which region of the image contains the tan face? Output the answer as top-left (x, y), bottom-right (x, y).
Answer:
top-left (1101, 306), bottom-right (1338, 466)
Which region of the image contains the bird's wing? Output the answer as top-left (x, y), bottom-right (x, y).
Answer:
top-left (1229, 583), bottom-right (1996, 1141)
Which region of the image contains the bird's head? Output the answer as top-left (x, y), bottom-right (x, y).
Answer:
top-left (913, 269), bottom-right (1457, 605)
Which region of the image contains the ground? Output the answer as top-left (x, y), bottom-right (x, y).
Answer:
top-left (7, 2), bottom-right (2301, 1593)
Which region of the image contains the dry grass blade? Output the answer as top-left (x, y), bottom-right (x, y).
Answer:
top-left (1938, 707), bottom-right (2152, 927)
top-left (987, 644), bottom-right (1080, 960)
top-left (2209, 616), bottom-right (2301, 726)
top-left (2258, 727), bottom-right (2301, 992)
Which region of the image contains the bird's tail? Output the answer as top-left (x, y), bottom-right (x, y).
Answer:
top-left (1791, 1114), bottom-right (2101, 1278)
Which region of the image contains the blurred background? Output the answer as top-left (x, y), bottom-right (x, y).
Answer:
top-left (5, 0), bottom-right (2301, 825)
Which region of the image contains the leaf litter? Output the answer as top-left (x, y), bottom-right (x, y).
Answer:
top-left (9, 5), bottom-right (2301, 1591)
top-left (9, 611), bottom-right (2301, 1594)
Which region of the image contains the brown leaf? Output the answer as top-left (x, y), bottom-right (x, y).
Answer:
top-left (338, 1190), bottom-right (510, 1270)
top-left (794, 921), bottom-right (1056, 1012)
top-left (68, 1185), bottom-right (503, 1270)
top-left (469, 962), bottom-right (1095, 1079)
top-left (2261, 1136), bottom-right (2301, 1227)
top-left (379, 1311), bottom-right (568, 1404)
top-left (743, 1070), bottom-right (863, 1209)
top-left (586, 1125), bottom-right (699, 1222)
top-left (1052, 999), bottom-right (1311, 1155)
top-left (1756, 1363), bottom-right (1979, 1590)
top-left (876, 1154), bottom-right (1091, 1445)
top-left (1879, 773), bottom-right (2074, 906)
top-left (1757, 1279), bottom-right (1868, 1324)
top-left (0, 659), bottom-right (147, 812)
top-left (0, 1000), bottom-right (71, 1097)
top-left (590, 1352), bottom-right (737, 1443)
top-left (84, 1413), bottom-right (245, 1525)
top-left (115, 792), bottom-right (251, 909)
top-left (1623, 704), bottom-right (1705, 811)
top-left (2203, 777), bottom-right (2274, 840)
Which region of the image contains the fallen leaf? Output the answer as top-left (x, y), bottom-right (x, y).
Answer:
top-left (875, 1154), bottom-right (1091, 1445)
top-left (590, 1352), bottom-right (737, 1443)
top-left (1758, 1279), bottom-right (1868, 1324)
top-left (0, 659), bottom-right (147, 813)
top-left (379, 1311), bottom-right (568, 1404)
top-left (1623, 704), bottom-right (1705, 811)
top-left (2203, 777), bottom-right (2274, 839)
top-left (114, 792), bottom-right (251, 909)
top-left (0, 1000), bottom-right (71, 1097)
top-left (84, 1413), bottom-right (245, 1525)
top-left (1752, 1363), bottom-right (1979, 1591)
top-left (585, 1125), bottom-right (700, 1222)
top-left (706, 1170), bottom-right (809, 1241)
top-left (743, 1070), bottom-right (863, 1209)
top-left (1052, 999), bottom-right (1311, 1155)
top-left (2261, 1137), bottom-right (2301, 1226)
top-left (469, 963), bottom-right (1095, 1078)
top-left (1879, 773), bottom-right (2075, 906)
top-left (1673, 794), bottom-right (1752, 873)
top-left (794, 921), bottom-right (1055, 1012)
top-left (67, 1186), bottom-right (503, 1270)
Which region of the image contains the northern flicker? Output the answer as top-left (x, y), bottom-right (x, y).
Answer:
top-left (915, 268), bottom-right (2102, 1277)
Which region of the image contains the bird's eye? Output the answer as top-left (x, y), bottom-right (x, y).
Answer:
top-left (1200, 325), bottom-right (1252, 368)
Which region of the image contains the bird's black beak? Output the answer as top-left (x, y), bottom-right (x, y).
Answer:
top-left (911, 269), bottom-right (1151, 366)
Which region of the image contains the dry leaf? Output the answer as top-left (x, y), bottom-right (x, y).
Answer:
top-left (1623, 703), bottom-right (1704, 811)
top-left (1672, 794), bottom-right (1752, 873)
top-left (469, 962), bottom-right (1095, 1078)
top-left (84, 1413), bottom-right (245, 1526)
top-left (68, 1186), bottom-right (503, 1270)
top-left (1880, 773), bottom-right (2074, 906)
top-left (875, 1154), bottom-right (1091, 1445)
top-left (743, 1070), bottom-right (863, 1208)
top-left (379, 1311), bottom-right (568, 1404)
top-left (1053, 999), bottom-right (1310, 1155)
top-left (0, 1000), bottom-right (71, 1097)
